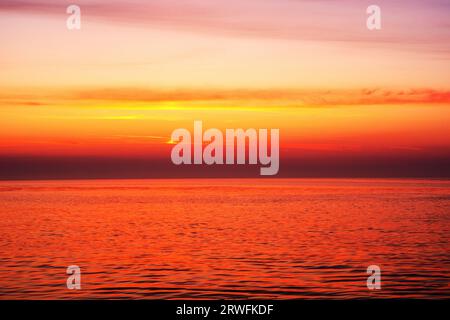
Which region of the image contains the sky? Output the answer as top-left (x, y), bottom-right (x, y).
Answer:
top-left (0, 0), bottom-right (449, 179)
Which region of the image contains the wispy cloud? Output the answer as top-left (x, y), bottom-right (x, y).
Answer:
top-left (2, 87), bottom-right (448, 108)
top-left (1, 0), bottom-right (449, 54)
top-left (81, 87), bottom-right (450, 106)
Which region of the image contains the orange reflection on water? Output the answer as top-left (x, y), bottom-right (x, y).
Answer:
top-left (0, 179), bottom-right (449, 299)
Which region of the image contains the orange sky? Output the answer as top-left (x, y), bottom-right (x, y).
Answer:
top-left (0, 0), bottom-right (449, 178)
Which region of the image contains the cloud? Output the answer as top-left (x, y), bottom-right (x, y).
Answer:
top-left (1, 0), bottom-right (449, 54)
top-left (1, 87), bottom-right (449, 108)
top-left (66, 87), bottom-right (450, 106)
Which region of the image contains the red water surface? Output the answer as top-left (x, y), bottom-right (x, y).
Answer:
top-left (0, 179), bottom-right (449, 299)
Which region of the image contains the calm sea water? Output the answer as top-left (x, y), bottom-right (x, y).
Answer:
top-left (0, 179), bottom-right (449, 299)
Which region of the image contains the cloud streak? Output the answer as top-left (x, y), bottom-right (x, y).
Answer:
top-left (1, 0), bottom-right (449, 54)
top-left (2, 87), bottom-right (449, 108)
